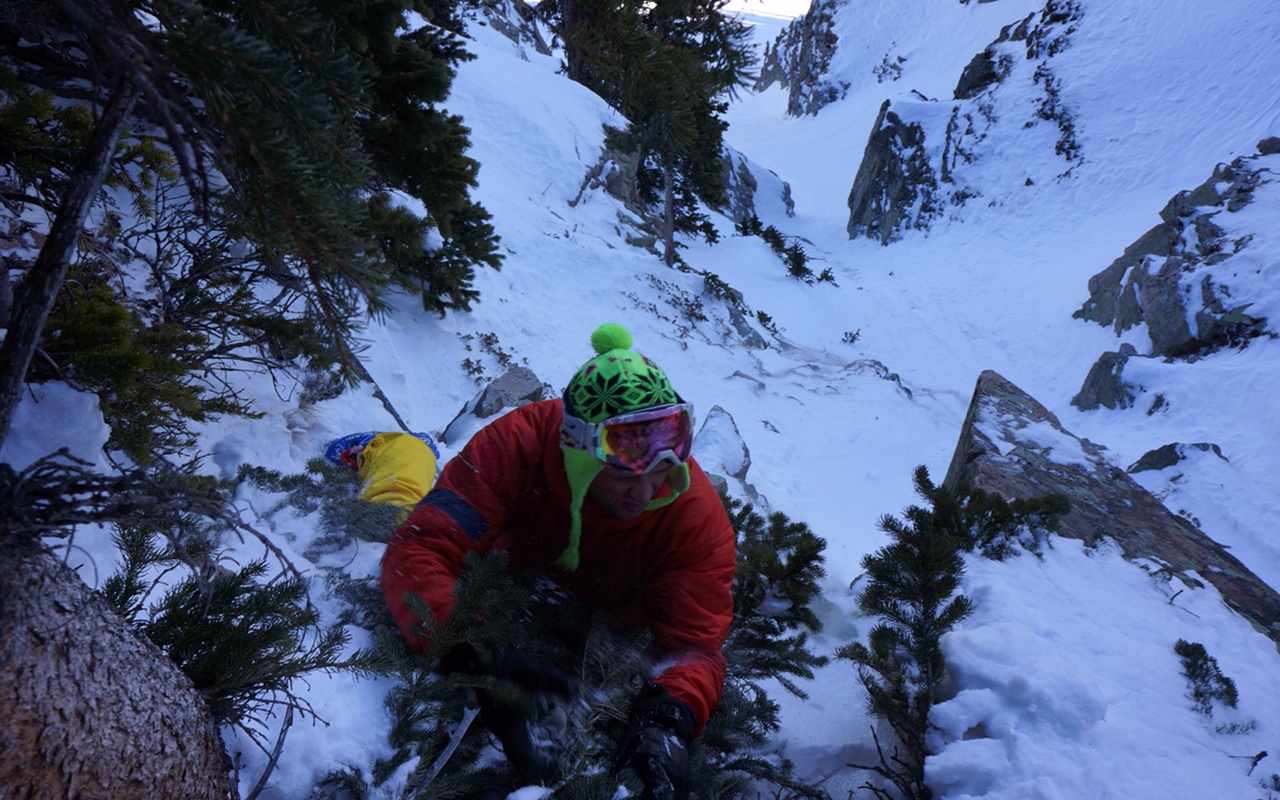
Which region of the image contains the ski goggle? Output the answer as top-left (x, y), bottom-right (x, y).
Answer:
top-left (562, 403), bottom-right (695, 474)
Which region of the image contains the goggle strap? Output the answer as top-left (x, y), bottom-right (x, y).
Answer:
top-left (560, 411), bottom-right (596, 451)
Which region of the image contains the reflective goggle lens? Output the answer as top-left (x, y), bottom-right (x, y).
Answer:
top-left (597, 405), bottom-right (694, 474)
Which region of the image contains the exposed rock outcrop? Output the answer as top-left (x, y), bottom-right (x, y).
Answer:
top-left (720, 148), bottom-right (797, 222)
top-left (945, 370), bottom-right (1280, 647)
top-left (846, 100), bottom-right (942, 244)
top-left (694, 405), bottom-right (766, 508)
top-left (953, 13), bottom-right (1034, 100)
top-left (754, 0), bottom-right (848, 117)
top-left (1074, 148), bottom-right (1277, 358)
top-left (1070, 343), bottom-right (1137, 411)
top-left (573, 140), bottom-right (646, 218)
top-left (1127, 442), bottom-right (1226, 474)
top-left (441, 367), bottom-right (550, 445)
top-left (479, 0), bottom-right (553, 59)
top-left (847, 0), bottom-right (1083, 243)
top-left (574, 141), bottom-right (794, 230)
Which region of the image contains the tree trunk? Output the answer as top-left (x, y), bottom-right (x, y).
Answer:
top-left (663, 163), bottom-right (676, 267)
top-left (0, 255), bottom-right (12, 329)
top-left (0, 541), bottom-right (236, 799)
top-left (0, 78), bottom-right (138, 450)
top-left (562, 0), bottom-right (584, 84)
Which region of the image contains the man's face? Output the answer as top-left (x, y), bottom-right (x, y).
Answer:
top-left (587, 465), bottom-right (670, 520)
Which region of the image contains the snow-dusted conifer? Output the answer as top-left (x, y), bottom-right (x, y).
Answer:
top-left (840, 465), bottom-right (1069, 799)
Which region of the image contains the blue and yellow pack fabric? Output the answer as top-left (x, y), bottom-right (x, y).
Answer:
top-left (324, 430), bottom-right (439, 509)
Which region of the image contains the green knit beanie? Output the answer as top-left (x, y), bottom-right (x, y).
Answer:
top-left (563, 322), bottom-right (680, 422)
top-left (556, 323), bottom-right (690, 570)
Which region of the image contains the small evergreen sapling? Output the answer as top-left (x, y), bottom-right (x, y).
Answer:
top-left (370, 551), bottom-right (548, 794)
top-left (364, 551), bottom-right (656, 797)
top-left (1174, 638), bottom-right (1239, 715)
top-left (335, 499), bottom-right (833, 800)
top-left (725, 498), bottom-right (829, 698)
top-left (838, 466), bottom-right (1068, 800)
top-left (839, 479), bottom-right (973, 800)
top-left (1173, 638), bottom-right (1254, 735)
top-left (233, 458), bottom-right (406, 637)
top-left (236, 459), bottom-right (405, 555)
top-left (99, 459), bottom-right (391, 783)
top-left (704, 498), bottom-right (831, 800)
top-left (732, 213), bottom-right (833, 285)
top-left (923, 468), bottom-right (1069, 561)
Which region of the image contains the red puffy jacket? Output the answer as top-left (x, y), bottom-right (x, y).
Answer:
top-left (381, 399), bottom-right (737, 733)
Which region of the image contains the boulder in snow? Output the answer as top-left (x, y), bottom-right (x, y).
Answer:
top-left (693, 405), bottom-right (766, 508)
top-left (1070, 344), bottom-right (1138, 411)
top-left (945, 370), bottom-right (1280, 647)
top-left (1074, 153), bottom-right (1275, 358)
top-left (1127, 442), bottom-right (1226, 474)
top-left (441, 367), bottom-right (549, 446)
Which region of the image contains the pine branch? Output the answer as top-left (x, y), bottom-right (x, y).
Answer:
top-left (0, 449), bottom-right (226, 542)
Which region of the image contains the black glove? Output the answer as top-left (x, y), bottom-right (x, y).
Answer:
top-left (439, 643), bottom-right (578, 782)
top-left (614, 683), bottom-right (695, 800)
top-left (444, 642), bottom-right (577, 695)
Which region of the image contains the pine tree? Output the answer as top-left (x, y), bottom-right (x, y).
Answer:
top-left (366, 551), bottom-right (611, 795)
top-left (96, 462), bottom-right (386, 776)
top-left (127, 548), bottom-right (369, 746)
top-left (919, 467), bottom-right (1069, 561)
top-left (725, 499), bottom-right (829, 698)
top-left (0, 450), bottom-right (349, 795)
top-left (838, 466), bottom-right (1068, 799)
top-left (707, 498), bottom-right (831, 800)
top-left (1173, 639), bottom-right (1239, 716)
top-left (0, 0), bottom-right (502, 450)
top-left (550, 0), bottom-right (754, 265)
top-left (323, 0), bottom-right (505, 313)
top-left (839, 483), bottom-right (973, 800)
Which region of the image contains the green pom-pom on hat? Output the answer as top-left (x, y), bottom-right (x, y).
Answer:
top-left (590, 322), bottom-right (633, 354)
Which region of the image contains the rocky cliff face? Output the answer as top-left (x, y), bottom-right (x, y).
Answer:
top-left (947, 370), bottom-right (1280, 648)
top-left (1071, 143), bottom-right (1279, 411)
top-left (754, 0), bottom-right (848, 117)
top-left (480, 0), bottom-right (553, 59)
top-left (845, 99), bottom-right (942, 244)
top-left (847, 0), bottom-right (1083, 243)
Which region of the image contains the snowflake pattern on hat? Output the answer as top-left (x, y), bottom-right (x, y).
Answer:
top-left (565, 350), bottom-right (677, 423)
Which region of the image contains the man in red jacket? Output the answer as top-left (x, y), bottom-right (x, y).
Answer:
top-left (380, 323), bottom-right (737, 798)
